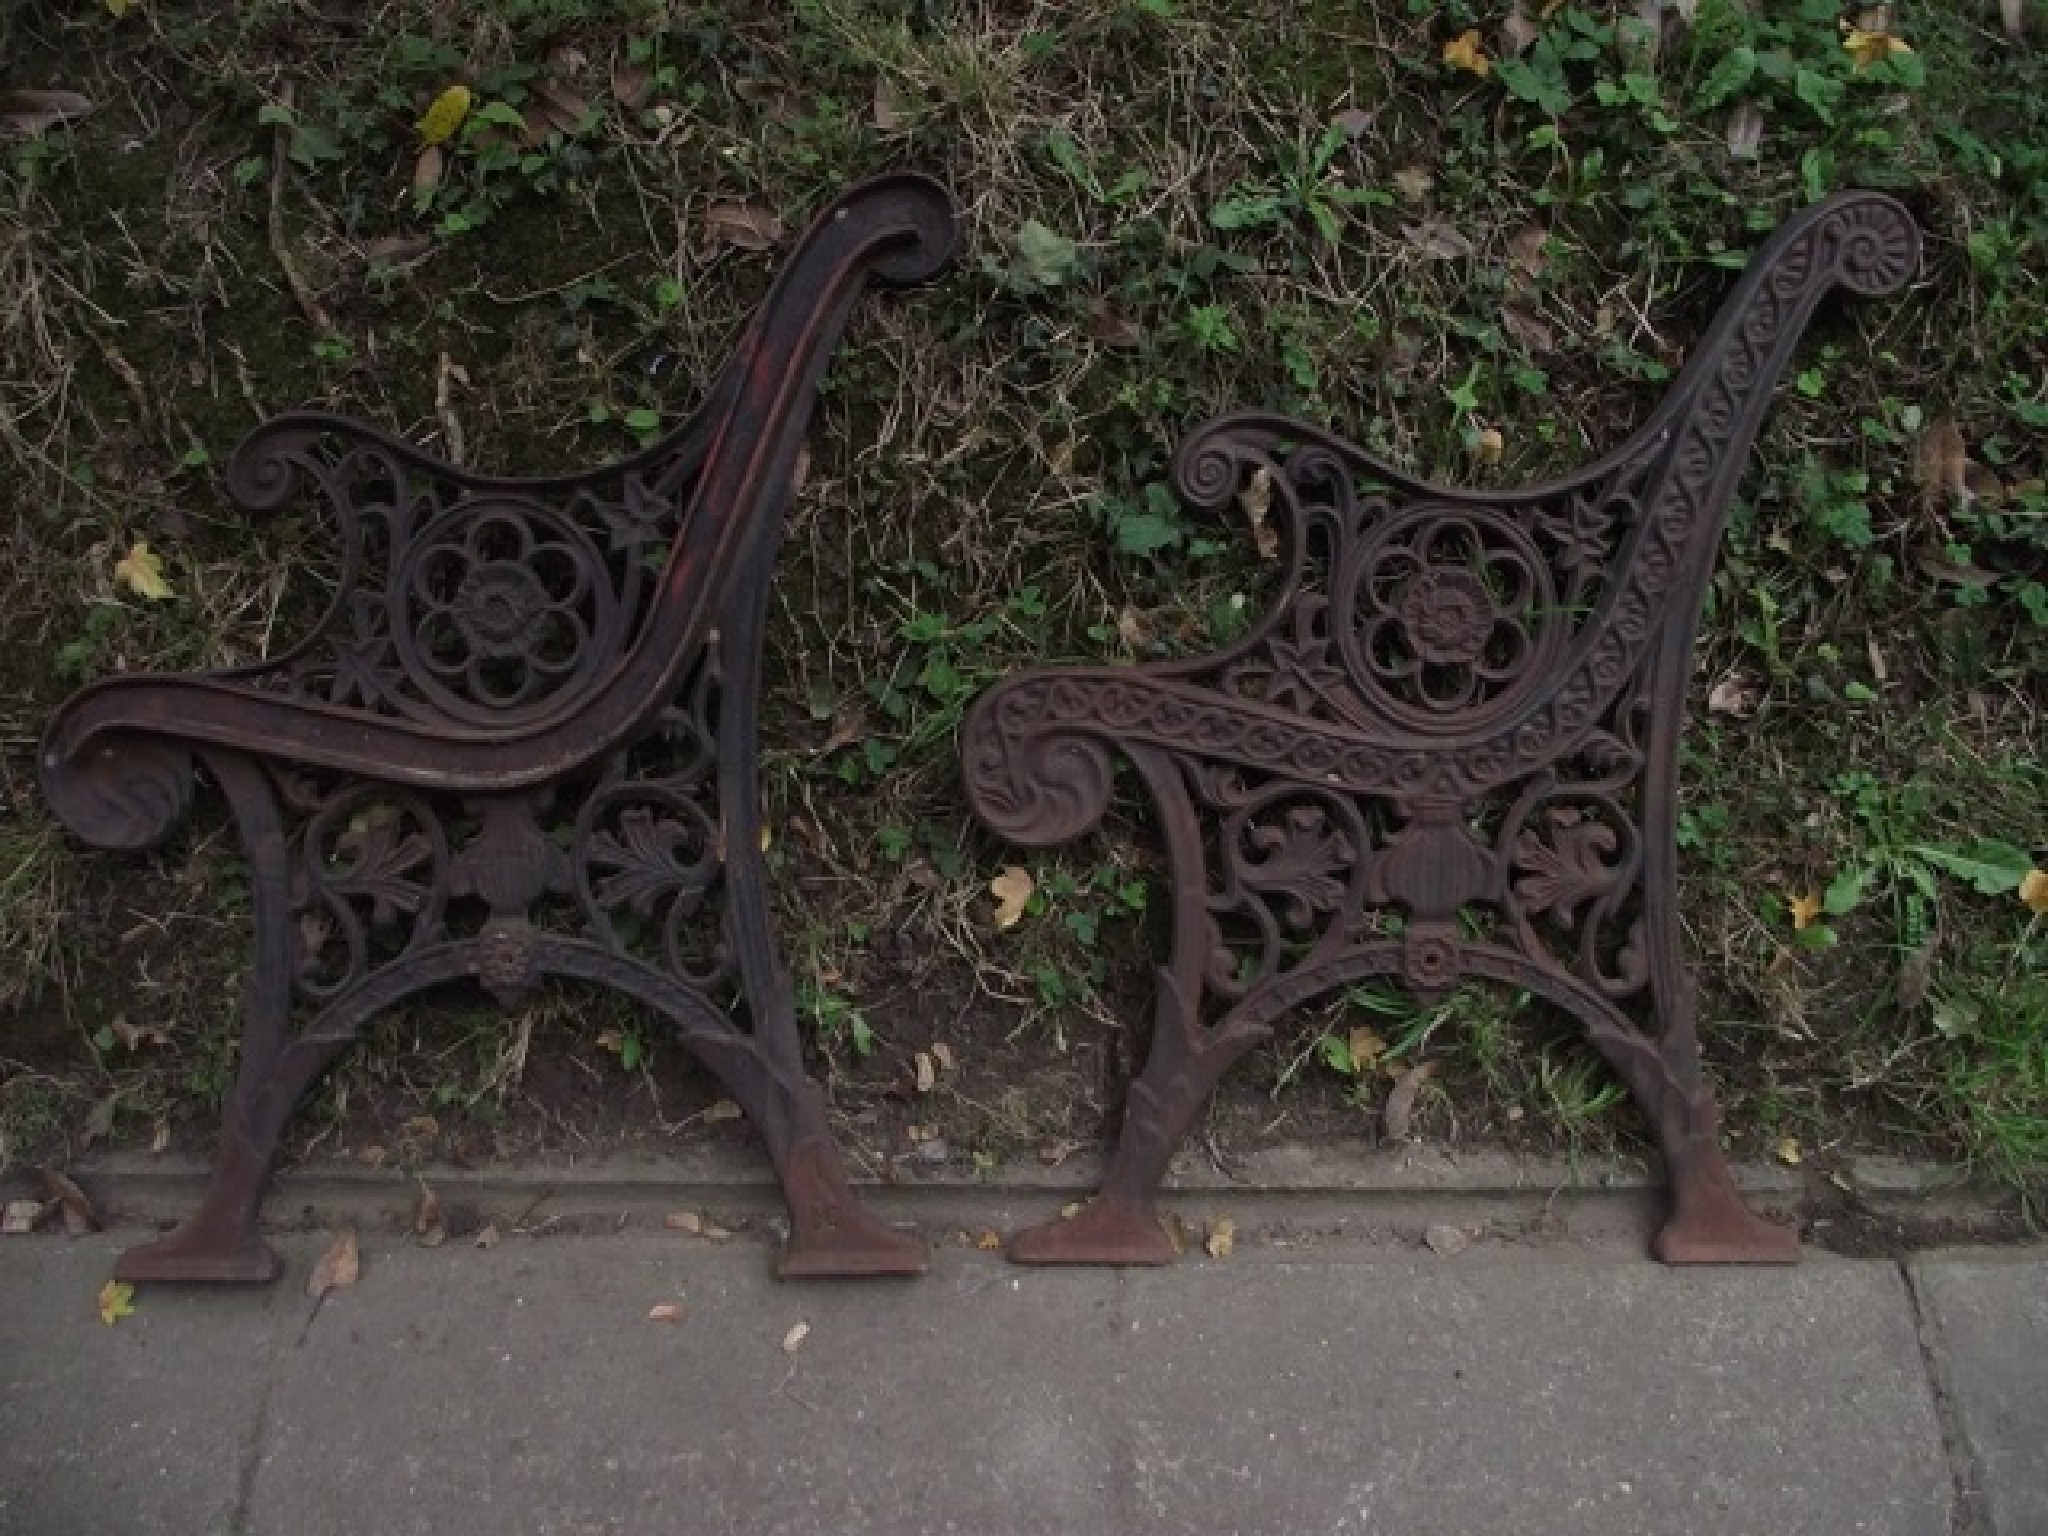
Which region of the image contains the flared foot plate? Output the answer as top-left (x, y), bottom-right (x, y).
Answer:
top-left (1010, 1197), bottom-right (1178, 1266)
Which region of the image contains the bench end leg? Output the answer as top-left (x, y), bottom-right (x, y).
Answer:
top-left (774, 1134), bottom-right (927, 1279)
top-left (1654, 1145), bottom-right (1801, 1264)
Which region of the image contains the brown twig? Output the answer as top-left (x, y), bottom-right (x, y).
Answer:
top-left (267, 82), bottom-right (333, 335)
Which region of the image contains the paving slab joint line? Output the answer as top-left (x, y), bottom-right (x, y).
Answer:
top-left (1900, 1259), bottom-right (1995, 1536)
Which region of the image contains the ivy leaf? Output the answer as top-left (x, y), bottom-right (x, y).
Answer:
top-left (114, 540), bottom-right (174, 601)
top-left (1695, 45), bottom-right (1756, 109)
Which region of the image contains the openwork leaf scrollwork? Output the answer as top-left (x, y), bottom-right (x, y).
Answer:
top-left (578, 788), bottom-right (732, 991)
top-left (1198, 772), bottom-right (1372, 1003)
top-left (293, 786), bottom-right (449, 1000)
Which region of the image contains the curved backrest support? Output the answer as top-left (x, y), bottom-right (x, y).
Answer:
top-left (44, 173), bottom-right (956, 850)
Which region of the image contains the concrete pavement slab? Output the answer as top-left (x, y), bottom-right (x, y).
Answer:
top-left (0, 1232), bottom-right (294, 1536)
top-left (1909, 1249), bottom-right (2048, 1536)
top-left (0, 1225), bottom-right (1968, 1536)
top-left (244, 1230), bottom-right (1122, 1536)
top-left (1115, 1245), bottom-right (1952, 1536)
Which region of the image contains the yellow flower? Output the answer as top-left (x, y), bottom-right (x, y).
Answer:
top-left (417, 84), bottom-right (473, 147)
top-left (1442, 29), bottom-right (1492, 78)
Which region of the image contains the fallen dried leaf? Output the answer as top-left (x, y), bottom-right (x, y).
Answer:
top-left (412, 145), bottom-right (445, 200)
top-left (115, 540), bottom-right (173, 601)
top-left (1060, 1201), bottom-right (1085, 1220)
top-left (306, 1228), bottom-right (360, 1300)
top-left (1500, 1), bottom-right (1541, 55)
top-left (1, 1200), bottom-right (41, 1235)
top-left (1392, 165), bottom-right (1435, 204)
top-left (474, 1223), bottom-right (501, 1249)
top-left (1895, 931), bottom-right (1937, 1013)
top-left (1382, 1060), bottom-right (1439, 1141)
top-left (1506, 224), bottom-right (1549, 284)
top-left (666, 1210), bottom-right (733, 1241)
top-left (1347, 1026), bottom-right (1386, 1072)
top-left (1774, 1135), bottom-right (1804, 1166)
top-left (1239, 466), bottom-right (1278, 561)
top-left (975, 1229), bottom-right (1002, 1251)
top-left (1468, 426), bottom-right (1504, 466)
top-left (1788, 890), bottom-right (1824, 931)
top-left (781, 1320), bottom-right (810, 1354)
top-left (930, 1041), bottom-right (956, 1073)
top-left (523, 79), bottom-right (590, 146)
top-left (1915, 417), bottom-right (1969, 509)
top-left (1116, 605), bottom-right (1157, 649)
top-left (1203, 1217), bottom-right (1236, 1259)
top-left (1424, 1223), bottom-right (1471, 1257)
top-left (148, 1120), bottom-right (171, 1155)
top-left (37, 1170), bottom-right (99, 1236)
top-left (702, 1099), bottom-right (743, 1124)
top-left (1442, 28), bottom-right (1492, 76)
top-left (417, 84), bottom-right (472, 147)
top-left (611, 59), bottom-right (652, 110)
top-left (705, 200), bottom-right (784, 253)
top-left (1087, 297), bottom-right (1142, 349)
top-left (413, 1185), bottom-right (446, 1248)
top-left (872, 78), bottom-right (908, 132)
top-left (82, 1094), bottom-right (118, 1146)
top-left (914, 1051), bottom-right (937, 1093)
top-left (990, 866), bottom-right (1034, 930)
top-left (648, 1302), bottom-right (686, 1324)
top-left (1724, 102), bottom-right (1765, 160)
top-left (1842, 22), bottom-right (1911, 69)
top-left (98, 1279), bottom-right (136, 1325)
top-left (0, 88), bottom-right (95, 140)
top-left (1707, 674), bottom-right (1760, 718)
top-left (2019, 868), bottom-right (2048, 916)
top-left (1403, 218), bottom-right (1474, 261)
top-left (1500, 299), bottom-right (1554, 354)
top-left (1330, 106), bottom-right (1374, 140)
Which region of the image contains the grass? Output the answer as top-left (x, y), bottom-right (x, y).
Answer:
top-left (1, 0), bottom-right (2043, 1190)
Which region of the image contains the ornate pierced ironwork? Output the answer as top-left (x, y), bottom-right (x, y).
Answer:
top-left (42, 173), bottom-right (958, 1284)
top-left (964, 192), bottom-right (1920, 1266)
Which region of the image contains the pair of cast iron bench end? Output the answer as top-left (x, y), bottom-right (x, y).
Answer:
top-left (40, 173), bottom-right (1921, 1285)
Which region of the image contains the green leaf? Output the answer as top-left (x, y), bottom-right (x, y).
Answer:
top-left (1823, 865), bottom-right (1869, 916)
top-left (1913, 840), bottom-right (2032, 896)
top-left (618, 1032), bottom-right (643, 1071)
top-left (1209, 192), bottom-right (1282, 230)
top-left (1112, 510), bottom-right (1181, 556)
top-left (1497, 53), bottom-right (1573, 117)
top-left (1694, 45), bottom-right (1756, 109)
top-left (1012, 218), bottom-right (1078, 286)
